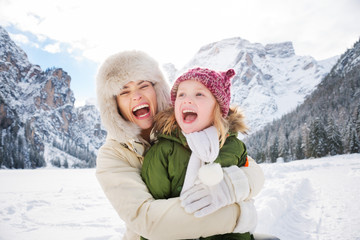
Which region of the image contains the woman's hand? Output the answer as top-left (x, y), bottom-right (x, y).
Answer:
top-left (180, 166), bottom-right (250, 217)
top-left (234, 200), bottom-right (258, 233)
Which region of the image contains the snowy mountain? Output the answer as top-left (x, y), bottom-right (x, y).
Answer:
top-left (0, 26), bottom-right (106, 168)
top-left (165, 37), bottom-right (338, 132)
top-left (244, 39), bottom-right (360, 162)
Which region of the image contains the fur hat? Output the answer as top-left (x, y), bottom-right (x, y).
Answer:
top-left (96, 50), bottom-right (170, 143)
top-left (171, 67), bottom-right (235, 117)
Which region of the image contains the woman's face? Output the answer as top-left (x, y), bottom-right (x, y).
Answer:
top-left (174, 80), bottom-right (216, 134)
top-left (116, 80), bottom-right (158, 130)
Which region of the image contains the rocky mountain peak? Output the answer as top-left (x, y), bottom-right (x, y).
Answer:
top-left (265, 41), bottom-right (295, 58)
top-left (0, 26), bottom-right (106, 169)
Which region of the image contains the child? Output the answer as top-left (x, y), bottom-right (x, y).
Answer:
top-left (141, 67), bottom-right (256, 240)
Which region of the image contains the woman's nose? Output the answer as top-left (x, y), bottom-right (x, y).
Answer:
top-left (132, 91), bottom-right (142, 101)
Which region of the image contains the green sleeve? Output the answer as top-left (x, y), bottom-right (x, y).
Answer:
top-left (141, 140), bottom-right (173, 199)
top-left (215, 136), bottom-right (247, 167)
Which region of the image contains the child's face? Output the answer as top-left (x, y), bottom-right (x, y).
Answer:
top-left (174, 80), bottom-right (216, 134)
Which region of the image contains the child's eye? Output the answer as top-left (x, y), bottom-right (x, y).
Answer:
top-left (140, 84), bottom-right (149, 89)
top-left (177, 93), bottom-right (184, 97)
top-left (196, 93), bottom-right (203, 96)
top-left (119, 91), bottom-right (129, 96)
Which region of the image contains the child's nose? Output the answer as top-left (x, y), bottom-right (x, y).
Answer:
top-left (183, 97), bottom-right (193, 104)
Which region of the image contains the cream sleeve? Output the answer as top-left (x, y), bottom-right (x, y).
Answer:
top-left (242, 156), bottom-right (265, 199)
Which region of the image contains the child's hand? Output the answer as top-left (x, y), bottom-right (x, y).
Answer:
top-left (180, 166), bottom-right (250, 217)
top-left (180, 173), bottom-right (236, 217)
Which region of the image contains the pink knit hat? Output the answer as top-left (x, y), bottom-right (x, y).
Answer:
top-left (171, 67), bottom-right (235, 117)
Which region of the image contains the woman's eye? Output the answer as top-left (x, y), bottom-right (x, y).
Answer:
top-left (196, 93), bottom-right (203, 96)
top-left (119, 91), bottom-right (129, 96)
top-left (177, 93), bottom-right (184, 97)
top-left (140, 84), bottom-right (149, 89)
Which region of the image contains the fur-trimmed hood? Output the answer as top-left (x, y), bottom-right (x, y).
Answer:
top-left (153, 106), bottom-right (248, 136)
top-left (96, 50), bottom-right (170, 143)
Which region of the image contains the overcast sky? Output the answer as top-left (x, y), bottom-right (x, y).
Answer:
top-left (1, 0), bottom-right (359, 105)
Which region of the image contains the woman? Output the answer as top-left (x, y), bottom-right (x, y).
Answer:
top-left (95, 50), bottom-right (265, 240)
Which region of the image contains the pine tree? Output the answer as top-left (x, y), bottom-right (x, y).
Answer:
top-left (344, 116), bottom-right (354, 153)
top-left (308, 118), bottom-right (328, 158)
top-left (255, 150), bottom-right (266, 163)
top-left (303, 125), bottom-right (311, 158)
top-left (51, 157), bottom-right (61, 168)
top-left (295, 134), bottom-right (305, 160)
top-left (269, 136), bottom-right (279, 163)
top-left (63, 158), bottom-right (69, 168)
top-left (349, 128), bottom-right (360, 153)
top-left (279, 140), bottom-right (290, 161)
top-left (0, 129), bottom-right (3, 167)
top-left (356, 105), bottom-right (360, 140)
top-left (326, 118), bottom-right (344, 155)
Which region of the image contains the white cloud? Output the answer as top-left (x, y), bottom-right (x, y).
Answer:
top-left (8, 32), bottom-right (41, 49)
top-left (1, 0), bottom-right (359, 66)
top-left (43, 42), bottom-right (61, 54)
top-left (8, 33), bottom-right (29, 44)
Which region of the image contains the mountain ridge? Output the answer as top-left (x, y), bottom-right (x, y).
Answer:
top-left (0, 26), bottom-right (106, 169)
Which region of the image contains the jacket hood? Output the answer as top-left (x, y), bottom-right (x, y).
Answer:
top-left (153, 106), bottom-right (248, 136)
top-left (227, 106), bottom-right (248, 134)
top-left (96, 50), bottom-right (170, 143)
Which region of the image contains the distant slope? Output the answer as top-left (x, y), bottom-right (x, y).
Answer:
top-left (244, 39), bottom-right (360, 162)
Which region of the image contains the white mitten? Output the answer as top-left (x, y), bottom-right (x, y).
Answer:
top-left (180, 165), bottom-right (251, 217)
top-left (234, 199), bottom-right (258, 233)
top-left (180, 172), bottom-right (236, 217)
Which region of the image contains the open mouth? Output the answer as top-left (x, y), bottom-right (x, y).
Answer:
top-left (182, 109), bottom-right (198, 123)
top-left (132, 104), bottom-right (150, 119)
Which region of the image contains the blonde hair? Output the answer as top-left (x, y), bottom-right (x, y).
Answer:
top-left (156, 101), bottom-right (229, 148)
top-left (213, 103), bottom-right (229, 148)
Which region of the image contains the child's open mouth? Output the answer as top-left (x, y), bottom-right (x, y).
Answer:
top-left (182, 109), bottom-right (197, 123)
top-left (132, 104), bottom-right (150, 119)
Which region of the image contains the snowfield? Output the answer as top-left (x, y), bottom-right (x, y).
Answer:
top-left (1, 154), bottom-right (360, 240)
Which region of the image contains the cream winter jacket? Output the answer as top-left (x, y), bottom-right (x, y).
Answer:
top-left (95, 50), bottom-right (264, 239)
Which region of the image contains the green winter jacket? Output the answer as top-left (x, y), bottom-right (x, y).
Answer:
top-left (141, 129), bottom-right (247, 198)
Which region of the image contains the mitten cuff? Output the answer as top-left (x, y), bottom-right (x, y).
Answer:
top-left (223, 166), bottom-right (250, 202)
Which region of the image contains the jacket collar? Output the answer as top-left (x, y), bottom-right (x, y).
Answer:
top-left (157, 128), bottom-right (188, 148)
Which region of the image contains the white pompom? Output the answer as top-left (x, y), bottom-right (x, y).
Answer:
top-left (198, 163), bottom-right (223, 186)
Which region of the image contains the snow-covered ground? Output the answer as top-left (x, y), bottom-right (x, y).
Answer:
top-left (1, 154), bottom-right (360, 240)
